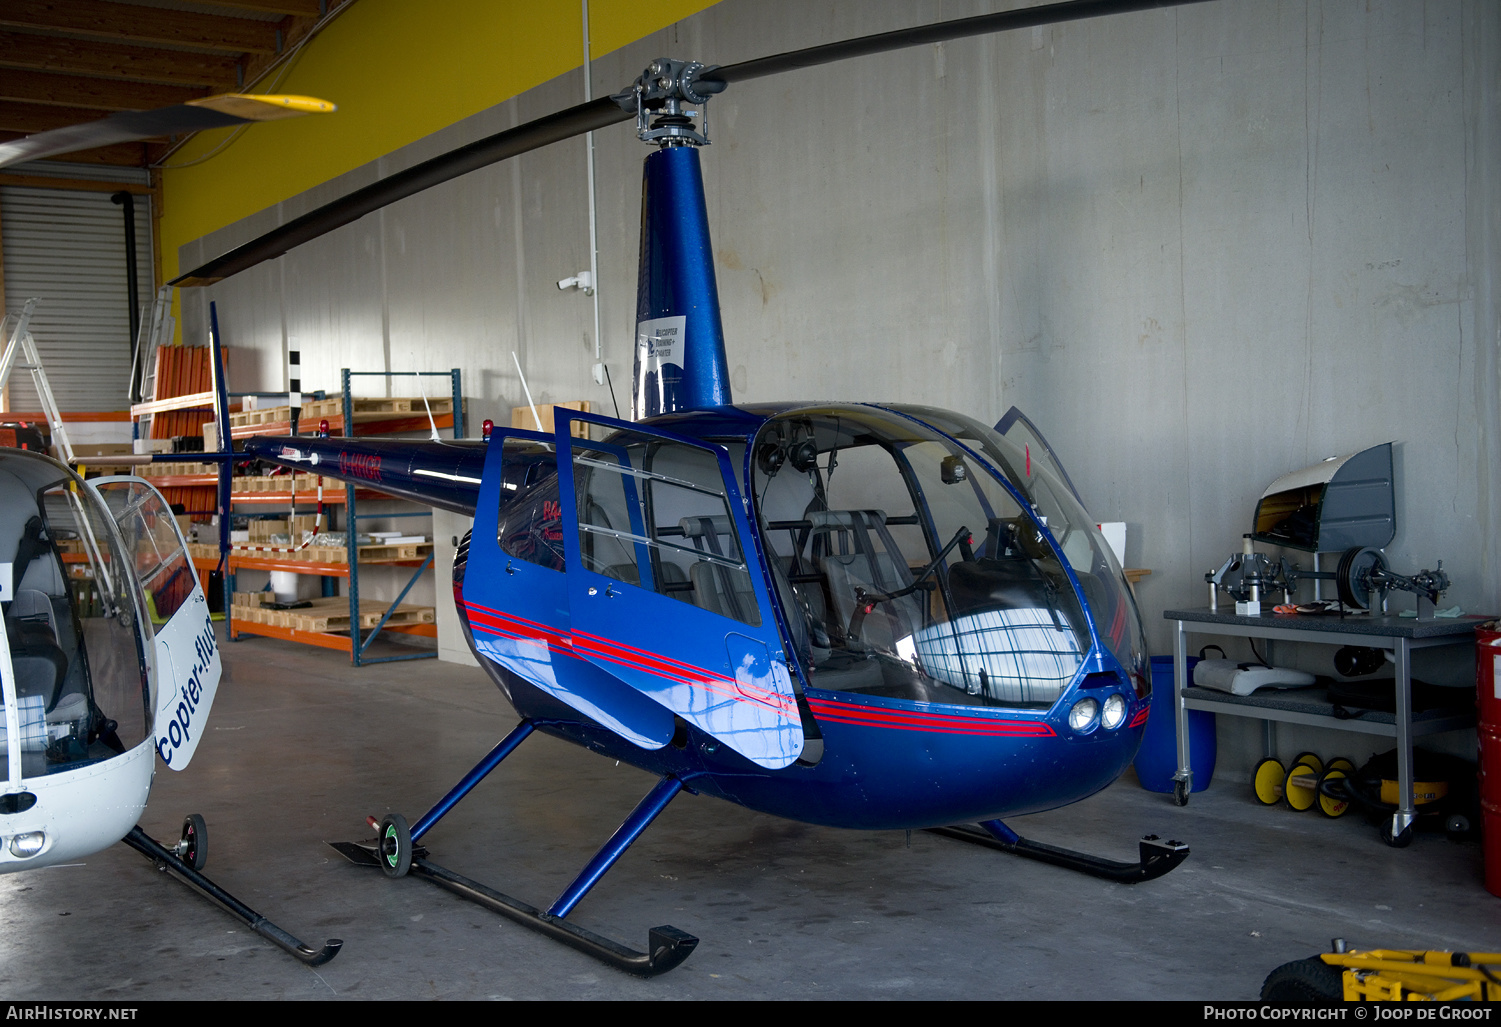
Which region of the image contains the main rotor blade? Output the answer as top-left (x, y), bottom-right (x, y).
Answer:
top-left (174, 96), bottom-right (630, 286)
top-left (175, 0), bottom-right (1211, 287)
top-left (0, 95), bottom-right (335, 171)
top-left (703, 0), bottom-right (1214, 85)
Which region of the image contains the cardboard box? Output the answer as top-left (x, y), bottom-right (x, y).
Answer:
top-left (510, 400), bottom-right (591, 437)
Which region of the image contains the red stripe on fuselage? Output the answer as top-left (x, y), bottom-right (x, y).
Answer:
top-left (806, 696), bottom-right (1055, 737)
top-left (571, 629), bottom-right (797, 716)
top-left (460, 600), bottom-right (796, 718)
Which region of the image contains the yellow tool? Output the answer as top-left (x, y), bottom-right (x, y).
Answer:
top-left (1264, 941), bottom-right (1501, 1002)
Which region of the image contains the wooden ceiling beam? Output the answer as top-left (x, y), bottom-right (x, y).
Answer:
top-left (240, 0), bottom-right (352, 91)
top-left (0, 1), bottom-right (280, 55)
top-left (0, 69), bottom-right (207, 112)
top-left (0, 171), bottom-right (153, 194)
top-left (0, 30), bottom-right (241, 89)
top-left (185, 0), bottom-right (323, 16)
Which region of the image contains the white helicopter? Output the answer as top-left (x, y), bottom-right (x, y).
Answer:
top-left (0, 87), bottom-right (342, 964)
top-left (0, 394), bottom-right (339, 965)
top-left (0, 453), bottom-right (219, 869)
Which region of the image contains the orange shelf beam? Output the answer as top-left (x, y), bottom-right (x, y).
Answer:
top-left (229, 619), bottom-right (436, 650)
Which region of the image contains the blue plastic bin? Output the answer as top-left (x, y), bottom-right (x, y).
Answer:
top-left (1133, 655), bottom-right (1216, 793)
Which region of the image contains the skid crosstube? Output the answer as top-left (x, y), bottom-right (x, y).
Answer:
top-left (928, 822), bottom-right (1190, 883)
top-left (123, 825), bottom-right (343, 966)
top-left (328, 840), bottom-right (697, 976)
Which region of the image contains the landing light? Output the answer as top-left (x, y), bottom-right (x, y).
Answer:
top-left (9, 831), bottom-right (45, 858)
top-left (1101, 693), bottom-right (1127, 731)
top-left (1068, 697), bottom-right (1099, 733)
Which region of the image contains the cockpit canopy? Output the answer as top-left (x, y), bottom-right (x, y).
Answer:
top-left (748, 405), bottom-right (1147, 710)
top-left (0, 452), bottom-right (153, 781)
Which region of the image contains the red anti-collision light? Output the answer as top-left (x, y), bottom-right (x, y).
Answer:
top-left (318, 419), bottom-right (329, 438)
top-left (482, 418), bottom-right (494, 441)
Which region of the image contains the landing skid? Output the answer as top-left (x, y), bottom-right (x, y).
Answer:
top-left (122, 822), bottom-right (342, 966)
top-left (928, 821), bottom-right (1189, 883)
top-left (329, 841), bottom-right (697, 977)
top-left (332, 719), bottom-right (697, 976)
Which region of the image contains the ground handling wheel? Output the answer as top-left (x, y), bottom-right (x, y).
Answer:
top-left (1317, 767), bottom-right (1351, 818)
top-left (1253, 757), bottom-right (1286, 806)
top-left (1292, 751), bottom-right (1323, 775)
top-left (177, 813), bottom-right (207, 870)
top-left (378, 813), bottom-right (412, 878)
top-left (1284, 762), bottom-right (1320, 812)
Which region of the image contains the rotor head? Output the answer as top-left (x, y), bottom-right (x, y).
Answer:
top-left (613, 59), bottom-right (726, 147)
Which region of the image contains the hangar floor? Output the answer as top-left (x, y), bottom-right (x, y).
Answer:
top-left (3, 629), bottom-right (1498, 1002)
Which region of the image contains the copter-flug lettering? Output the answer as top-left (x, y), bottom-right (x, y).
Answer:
top-left (157, 621), bottom-right (219, 768)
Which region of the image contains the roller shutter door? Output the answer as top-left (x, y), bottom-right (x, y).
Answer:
top-left (1, 185), bottom-right (153, 414)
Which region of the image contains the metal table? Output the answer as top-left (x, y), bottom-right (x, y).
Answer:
top-left (1165, 607), bottom-right (1487, 845)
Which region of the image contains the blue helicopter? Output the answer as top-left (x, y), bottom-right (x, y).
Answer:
top-left (177, 0), bottom-right (1200, 977)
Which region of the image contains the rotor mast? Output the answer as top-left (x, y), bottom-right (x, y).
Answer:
top-left (621, 60), bottom-right (731, 420)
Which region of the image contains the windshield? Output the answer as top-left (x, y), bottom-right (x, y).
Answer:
top-left (1, 453), bottom-right (152, 782)
top-left (750, 407), bottom-right (1098, 710)
top-left (890, 405), bottom-right (1150, 699)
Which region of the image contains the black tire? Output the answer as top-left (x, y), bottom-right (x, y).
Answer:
top-left (1261, 957), bottom-right (1344, 1003)
top-left (180, 813), bottom-right (207, 871)
top-left (1173, 779), bottom-right (1190, 806)
top-left (1381, 819), bottom-right (1415, 848)
top-left (1292, 751), bottom-right (1323, 774)
top-left (1336, 547), bottom-right (1388, 610)
top-left (378, 813), bottom-right (412, 878)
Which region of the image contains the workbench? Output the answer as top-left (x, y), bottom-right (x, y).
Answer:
top-left (1164, 607), bottom-right (1487, 845)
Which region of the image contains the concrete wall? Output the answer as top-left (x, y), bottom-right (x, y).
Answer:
top-left (180, 0), bottom-right (1499, 771)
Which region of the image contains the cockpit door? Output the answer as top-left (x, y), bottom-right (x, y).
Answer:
top-left (91, 477), bottom-right (220, 770)
top-left (463, 429), bottom-right (676, 750)
top-left (994, 406), bottom-right (1086, 507)
top-left (556, 411), bottom-right (803, 770)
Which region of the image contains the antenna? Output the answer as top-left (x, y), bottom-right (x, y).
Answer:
top-left (511, 351), bottom-right (544, 433)
top-left (416, 375), bottom-right (441, 442)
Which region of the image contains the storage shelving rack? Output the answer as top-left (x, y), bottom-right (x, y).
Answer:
top-left (222, 367), bottom-right (464, 666)
top-left (340, 368), bottom-right (463, 665)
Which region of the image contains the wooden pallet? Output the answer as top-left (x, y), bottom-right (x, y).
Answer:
top-left (239, 596), bottom-right (434, 632)
top-left (319, 542), bottom-right (433, 563)
top-left (301, 396), bottom-right (457, 423)
top-left (228, 404), bottom-right (298, 427)
top-left (139, 460), bottom-right (216, 478)
top-left (232, 474), bottom-right (329, 493)
top-left (228, 541), bottom-right (431, 564)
